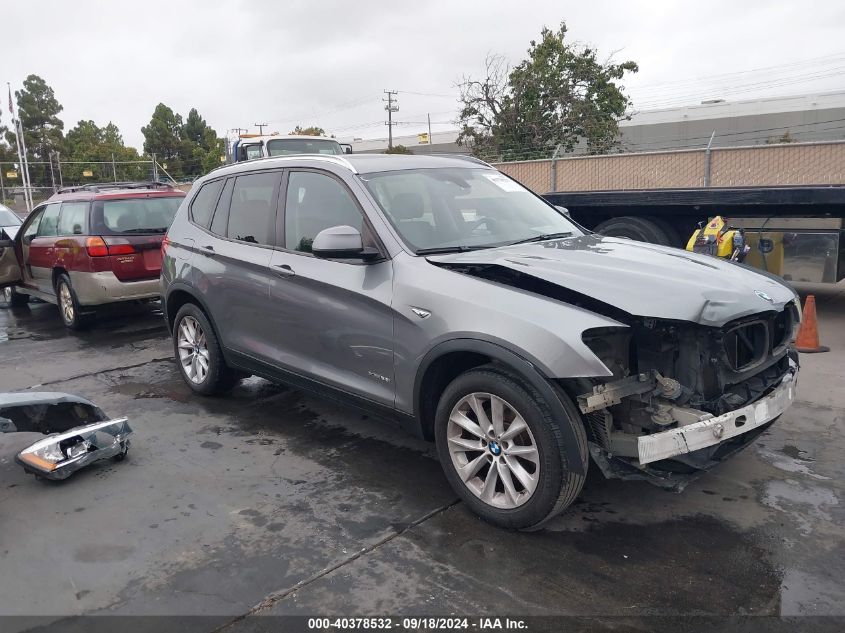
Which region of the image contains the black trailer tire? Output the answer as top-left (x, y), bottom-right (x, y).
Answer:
top-left (653, 218), bottom-right (684, 248)
top-left (434, 365), bottom-right (588, 530)
top-left (594, 216), bottom-right (673, 246)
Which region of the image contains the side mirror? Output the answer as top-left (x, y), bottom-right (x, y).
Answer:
top-left (554, 205), bottom-right (571, 218)
top-left (312, 225), bottom-right (379, 260)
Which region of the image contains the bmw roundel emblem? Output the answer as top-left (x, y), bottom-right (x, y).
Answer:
top-left (488, 441), bottom-right (502, 456)
top-left (755, 290), bottom-right (774, 303)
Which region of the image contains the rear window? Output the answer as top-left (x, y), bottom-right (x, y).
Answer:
top-left (266, 139), bottom-right (343, 156)
top-left (91, 196), bottom-right (183, 235)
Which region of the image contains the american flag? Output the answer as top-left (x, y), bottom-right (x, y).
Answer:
top-left (7, 84), bottom-right (13, 116)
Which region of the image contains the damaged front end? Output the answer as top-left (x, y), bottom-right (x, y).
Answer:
top-left (573, 305), bottom-right (800, 491)
top-left (0, 392), bottom-right (132, 480)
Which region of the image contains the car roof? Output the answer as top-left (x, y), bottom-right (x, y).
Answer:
top-left (238, 134), bottom-right (339, 143)
top-left (204, 153), bottom-right (492, 182)
top-left (45, 182), bottom-right (186, 203)
top-left (344, 154), bottom-right (492, 174)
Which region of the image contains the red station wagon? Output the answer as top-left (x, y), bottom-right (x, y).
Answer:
top-left (0, 182), bottom-right (185, 328)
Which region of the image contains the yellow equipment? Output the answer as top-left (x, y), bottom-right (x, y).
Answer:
top-left (686, 216), bottom-right (749, 262)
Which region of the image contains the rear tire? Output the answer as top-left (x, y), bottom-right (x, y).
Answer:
top-left (434, 365), bottom-right (588, 530)
top-left (55, 274), bottom-right (92, 330)
top-left (173, 303), bottom-right (243, 395)
top-left (594, 216), bottom-right (672, 246)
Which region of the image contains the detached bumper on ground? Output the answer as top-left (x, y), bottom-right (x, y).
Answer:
top-left (638, 368), bottom-right (797, 465)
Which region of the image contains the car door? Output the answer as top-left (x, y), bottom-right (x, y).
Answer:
top-left (267, 169), bottom-right (395, 406)
top-left (28, 202), bottom-right (61, 294)
top-left (193, 170), bottom-right (280, 361)
top-left (0, 234), bottom-right (23, 288)
top-left (14, 206), bottom-right (46, 290)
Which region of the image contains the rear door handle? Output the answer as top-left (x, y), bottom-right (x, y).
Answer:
top-left (273, 263), bottom-right (295, 277)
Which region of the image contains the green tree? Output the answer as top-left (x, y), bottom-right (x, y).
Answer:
top-left (64, 120), bottom-right (143, 183)
top-left (11, 74), bottom-right (65, 185)
top-left (181, 108), bottom-right (224, 177)
top-left (383, 144), bottom-right (413, 154)
top-left (141, 103), bottom-right (185, 177)
top-left (290, 125), bottom-right (326, 136)
top-left (458, 22), bottom-right (638, 160)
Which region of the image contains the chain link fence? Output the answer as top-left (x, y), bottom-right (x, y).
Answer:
top-left (493, 140), bottom-right (845, 193)
top-left (1, 159), bottom-right (164, 211)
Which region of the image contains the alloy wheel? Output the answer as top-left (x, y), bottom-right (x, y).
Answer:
top-left (59, 282), bottom-right (74, 324)
top-left (446, 392), bottom-right (540, 509)
top-left (177, 315), bottom-right (210, 384)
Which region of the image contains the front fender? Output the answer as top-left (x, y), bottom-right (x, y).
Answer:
top-left (413, 338), bottom-right (586, 476)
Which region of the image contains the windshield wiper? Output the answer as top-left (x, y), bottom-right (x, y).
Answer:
top-left (507, 231), bottom-right (574, 246)
top-left (415, 245), bottom-right (490, 255)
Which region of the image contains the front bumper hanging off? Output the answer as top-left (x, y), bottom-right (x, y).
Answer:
top-left (637, 368), bottom-right (797, 465)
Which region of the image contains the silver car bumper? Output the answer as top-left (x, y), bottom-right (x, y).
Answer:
top-left (637, 370), bottom-right (797, 466)
top-left (69, 271), bottom-right (160, 305)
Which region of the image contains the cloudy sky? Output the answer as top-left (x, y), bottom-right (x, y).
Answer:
top-left (4, 0), bottom-right (844, 150)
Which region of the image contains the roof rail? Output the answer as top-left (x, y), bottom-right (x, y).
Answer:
top-left (57, 181), bottom-right (177, 194)
top-left (446, 154), bottom-right (493, 168)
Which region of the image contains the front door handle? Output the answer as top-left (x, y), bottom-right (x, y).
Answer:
top-left (273, 263), bottom-right (295, 277)
top-left (200, 244), bottom-right (216, 257)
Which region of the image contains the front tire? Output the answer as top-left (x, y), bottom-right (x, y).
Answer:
top-left (434, 366), bottom-right (587, 530)
top-left (55, 274), bottom-right (92, 329)
top-left (173, 303), bottom-right (243, 395)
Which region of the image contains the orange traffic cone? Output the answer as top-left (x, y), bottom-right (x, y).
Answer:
top-left (795, 295), bottom-right (829, 353)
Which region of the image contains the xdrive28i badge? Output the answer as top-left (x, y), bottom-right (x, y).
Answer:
top-left (755, 290), bottom-right (775, 303)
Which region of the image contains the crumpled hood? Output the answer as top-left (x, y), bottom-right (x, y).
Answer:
top-left (427, 234), bottom-right (797, 327)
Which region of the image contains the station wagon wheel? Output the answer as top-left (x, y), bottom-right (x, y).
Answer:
top-left (447, 392), bottom-right (540, 509)
top-left (55, 273), bottom-right (91, 330)
top-left (177, 315), bottom-right (210, 384)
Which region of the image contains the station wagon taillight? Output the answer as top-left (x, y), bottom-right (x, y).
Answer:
top-left (85, 236), bottom-right (136, 257)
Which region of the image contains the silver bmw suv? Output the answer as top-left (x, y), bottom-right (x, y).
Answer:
top-left (161, 154), bottom-right (799, 530)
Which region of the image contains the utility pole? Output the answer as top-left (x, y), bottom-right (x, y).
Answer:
top-left (427, 113), bottom-right (433, 154)
top-left (112, 153), bottom-right (117, 182)
top-left (56, 151), bottom-right (63, 189)
top-left (152, 153), bottom-right (158, 182)
top-left (383, 90), bottom-right (398, 150)
top-left (254, 123), bottom-right (268, 135)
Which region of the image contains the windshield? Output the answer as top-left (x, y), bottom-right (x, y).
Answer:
top-left (0, 206), bottom-right (21, 225)
top-left (91, 196), bottom-right (183, 234)
top-left (360, 167), bottom-right (582, 252)
top-left (267, 138), bottom-right (343, 156)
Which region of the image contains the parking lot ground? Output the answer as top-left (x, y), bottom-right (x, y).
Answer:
top-left (0, 284), bottom-right (843, 632)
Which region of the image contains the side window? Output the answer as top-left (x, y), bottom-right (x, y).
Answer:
top-left (22, 207), bottom-right (46, 244)
top-left (210, 178), bottom-right (234, 236)
top-left (190, 179), bottom-right (224, 228)
top-left (57, 202), bottom-right (88, 236)
top-left (35, 204), bottom-right (61, 237)
top-left (226, 172), bottom-right (278, 245)
top-left (244, 144), bottom-right (263, 161)
top-left (284, 171), bottom-right (363, 253)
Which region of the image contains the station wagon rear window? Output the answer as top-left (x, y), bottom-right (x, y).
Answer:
top-left (91, 196), bottom-right (183, 235)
